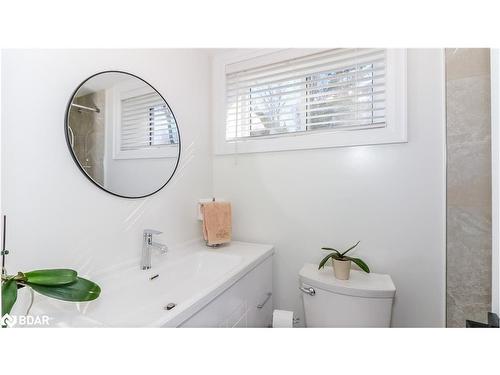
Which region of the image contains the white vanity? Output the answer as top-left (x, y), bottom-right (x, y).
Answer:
top-left (27, 241), bottom-right (274, 327)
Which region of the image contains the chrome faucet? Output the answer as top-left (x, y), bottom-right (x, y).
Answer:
top-left (141, 229), bottom-right (168, 270)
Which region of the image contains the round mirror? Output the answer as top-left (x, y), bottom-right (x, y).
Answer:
top-left (65, 71), bottom-right (180, 198)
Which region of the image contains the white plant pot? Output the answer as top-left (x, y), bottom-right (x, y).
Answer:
top-left (333, 259), bottom-right (351, 280)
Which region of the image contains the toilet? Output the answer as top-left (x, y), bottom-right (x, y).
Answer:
top-left (299, 263), bottom-right (396, 327)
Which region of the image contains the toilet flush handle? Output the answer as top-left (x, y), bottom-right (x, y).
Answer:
top-left (299, 286), bottom-right (315, 296)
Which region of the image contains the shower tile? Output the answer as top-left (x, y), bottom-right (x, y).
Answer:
top-left (445, 48), bottom-right (490, 81)
top-left (446, 48), bottom-right (492, 327)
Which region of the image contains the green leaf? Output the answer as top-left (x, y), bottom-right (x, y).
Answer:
top-left (28, 277), bottom-right (101, 302)
top-left (321, 247), bottom-right (341, 255)
top-left (318, 253), bottom-right (335, 269)
top-left (24, 269), bottom-right (77, 286)
top-left (346, 257), bottom-right (370, 273)
top-left (341, 241), bottom-right (361, 256)
top-left (2, 278), bottom-right (18, 316)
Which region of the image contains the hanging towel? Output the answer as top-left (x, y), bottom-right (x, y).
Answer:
top-left (201, 201), bottom-right (232, 246)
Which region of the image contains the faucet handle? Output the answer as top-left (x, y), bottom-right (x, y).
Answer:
top-left (144, 229), bottom-right (162, 236)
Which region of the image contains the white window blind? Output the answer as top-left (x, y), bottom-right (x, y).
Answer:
top-left (120, 91), bottom-right (179, 151)
top-left (225, 49), bottom-right (386, 140)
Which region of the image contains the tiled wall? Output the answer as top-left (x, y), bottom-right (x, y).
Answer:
top-left (446, 49), bottom-right (492, 327)
top-left (68, 91), bottom-right (105, 184)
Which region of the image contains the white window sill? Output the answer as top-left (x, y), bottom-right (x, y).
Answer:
top-left (215, 123), bottom-right (407, 155)
top-left (113, 146), bottom-right (179, 160)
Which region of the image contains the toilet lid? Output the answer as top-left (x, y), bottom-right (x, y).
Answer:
top-left (299, 263), bottom-right (396, 298)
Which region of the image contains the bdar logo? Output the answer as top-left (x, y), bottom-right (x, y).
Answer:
top-left (1, 313), bottom-right (17, 327)
top-left (1, 313), bottom-right (50, 327)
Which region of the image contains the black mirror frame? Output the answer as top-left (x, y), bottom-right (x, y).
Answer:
top-left (64, 70), bottom-right (181, 199)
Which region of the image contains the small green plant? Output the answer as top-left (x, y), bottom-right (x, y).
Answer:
top-left (1, 269), bottom-right (101, 317)
top-left (318, 241), bottom-right (370, 273)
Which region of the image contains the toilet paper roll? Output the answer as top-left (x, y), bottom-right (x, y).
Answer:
top-left (272, 309), bottom-right (294, 328)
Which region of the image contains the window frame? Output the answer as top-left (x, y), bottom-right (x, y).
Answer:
top-left (110, 80), bottom-right (179, 160)
top-left (213, 48), bottom-right (407, 155)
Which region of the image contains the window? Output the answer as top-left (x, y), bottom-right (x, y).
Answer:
top-left (120, 91), bottom-right (179, 152)
top-left (226, 49), bottom-right (386, 140)
top-left (112, 82), bottom-right (179, 160)
top-left (214, 49), bottom-right (407, 154)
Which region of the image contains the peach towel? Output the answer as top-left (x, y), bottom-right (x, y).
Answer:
top-left (201, 201), bottom-right (232, 246)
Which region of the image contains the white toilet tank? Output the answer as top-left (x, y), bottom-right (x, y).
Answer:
top-left (299, 263), bottom-right (396, 327)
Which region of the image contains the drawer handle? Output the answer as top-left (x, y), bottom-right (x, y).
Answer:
top-left (299, 286), bottom-right (315, 296)
top-left (257, 292), bottom-right (272, 309)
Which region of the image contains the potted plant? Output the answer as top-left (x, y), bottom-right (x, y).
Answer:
top-left (318, 241), bottom-right (370, 280)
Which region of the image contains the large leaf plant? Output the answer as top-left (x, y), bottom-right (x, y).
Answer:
top-left (1, 268), bottom-right (101, 318)
top-left (318, 241), bottom-right (370, 273)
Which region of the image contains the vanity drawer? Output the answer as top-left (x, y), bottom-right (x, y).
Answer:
top-left (179, 255), bottom-right (273, 328)
top-left (246, 257), bottom-right (273, 328)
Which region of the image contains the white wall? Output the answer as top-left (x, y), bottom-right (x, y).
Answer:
top-left (104, 157), bottom-right (178, 197)
top-left (1, 49), bottom-right (212, 273)
top-left (212, 49), bottom-right (446, 327)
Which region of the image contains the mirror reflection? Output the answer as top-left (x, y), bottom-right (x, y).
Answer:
top-left (66, 71), bottom-right (180, 198)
